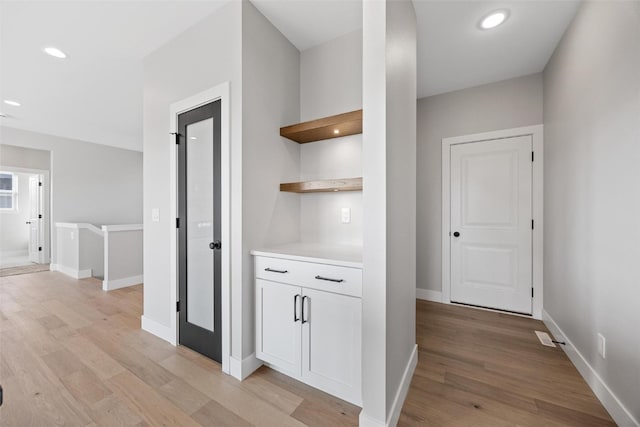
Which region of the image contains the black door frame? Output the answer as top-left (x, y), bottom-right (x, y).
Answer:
top-left (177, 100), bottom-right (222, 362)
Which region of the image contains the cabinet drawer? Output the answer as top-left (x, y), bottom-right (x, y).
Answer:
top-left (255, 256), bottom-right (362, 298)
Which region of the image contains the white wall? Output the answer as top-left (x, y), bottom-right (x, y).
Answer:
top-left (0, 172), bottom-right (33, 255)
top-left (384, 0), bottom-right (417, 419)
top-left (0, 129), bottom-right (142, 264)
top-left (299, 30), bottom-right (363, 247)
top-left (362, 0), bottom-right (417, 425)
top-left (241, 0), bottom-right (301, 358)
top-left (416, 74), bottom-right (543, 294)
top-left (543, 1), bottom-right (640, 424)
top-left (142, 0), bottom-right (242, 332)
top-left (0, 144), bottom-right (50, 170)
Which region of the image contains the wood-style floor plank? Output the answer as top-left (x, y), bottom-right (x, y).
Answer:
top-left (0, 271), bottom-right (615, 426)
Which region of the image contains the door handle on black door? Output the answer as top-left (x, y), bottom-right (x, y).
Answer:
top-left (209, 241), bottom-right (222, 250)
top-left (453, 231), bottom-right (460, 237)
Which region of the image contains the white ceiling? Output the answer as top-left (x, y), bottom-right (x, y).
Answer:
top-left (414, 0), bottom-right (581, 98)
top-left (0, 0), bottom-right (579, 152)
top-left (251, 0), bottom-right (362, 51)
top-left (0, 1), bottom-right (229, 151)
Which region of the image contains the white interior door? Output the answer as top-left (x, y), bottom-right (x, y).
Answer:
top-left (28, 176), bottom-right (41, 263)
top-left (450, 136), bottom-right (532, 314)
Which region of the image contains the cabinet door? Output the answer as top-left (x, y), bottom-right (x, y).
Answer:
top-left (256, 279), bottom-right (302, 376)
top-left (301, 288), bottom-right (362, 406)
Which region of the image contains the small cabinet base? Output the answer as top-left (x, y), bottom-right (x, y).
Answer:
top-left (254, 254), bottom-right (362, 406)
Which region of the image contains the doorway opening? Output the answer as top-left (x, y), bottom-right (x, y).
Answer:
top-left (0, 167), bottom-right (51, 275)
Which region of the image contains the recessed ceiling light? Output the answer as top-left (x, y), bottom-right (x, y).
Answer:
top-left (480, 10), bottom-right (509, 30)
top-left (3, 100), bottom-right (21, 107)
top-left (44, 47), bottom-right (67, 59)
top-left (333, 129), bottom-right (340, 135)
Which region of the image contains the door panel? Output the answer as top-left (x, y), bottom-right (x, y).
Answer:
top-left (302, 288), bottom-right (362, 405)
top-left (28, 176), bottom-right (40, 263)
top-left (256, 279), bottom-right (301, 376)
top-left (178, 100), bottom-right (222, 362)
top-left (450, 136), bottom-right (532, 314)
top-left (186, 117), bottom-right (215, 331)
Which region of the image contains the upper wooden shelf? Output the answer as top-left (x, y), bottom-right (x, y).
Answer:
top-left (280, 178), bottom-right (362, 193)
top-left (280, 110), bottom-right (363, 144)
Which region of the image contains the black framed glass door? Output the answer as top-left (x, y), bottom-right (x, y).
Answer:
top-left (177, 100), bottom-right (221, 362)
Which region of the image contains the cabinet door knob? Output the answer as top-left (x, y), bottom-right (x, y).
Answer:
top-left (453, 231), bottom-right (460, 238)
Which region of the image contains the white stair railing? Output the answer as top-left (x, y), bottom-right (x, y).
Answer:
top-left (53, 222), bottom-right (143, 291)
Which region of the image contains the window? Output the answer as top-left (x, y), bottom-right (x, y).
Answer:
top-left (0, 172), bottom-right (18, 212)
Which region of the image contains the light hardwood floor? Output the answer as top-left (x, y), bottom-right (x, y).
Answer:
top-left (0, 271), bottom-right (613, 426)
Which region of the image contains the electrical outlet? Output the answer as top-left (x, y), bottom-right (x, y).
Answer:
top-left (341, 207), bottom-right (351, 224)
top-left (598, 333), bottom-right (606, 358)
top-left (152, 208), bottom-right (160, 222)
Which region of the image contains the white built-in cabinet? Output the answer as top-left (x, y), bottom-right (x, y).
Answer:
top-left (254, 251), bottom-right (362, 406)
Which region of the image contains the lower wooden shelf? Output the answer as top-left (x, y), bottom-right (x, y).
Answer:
top-left (280, 177), bottom-right (362, 193)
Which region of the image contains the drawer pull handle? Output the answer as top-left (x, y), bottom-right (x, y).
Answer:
top-left (315, 275), bottom-right (344, 283)
top-left (265, 268), bottom-right (288, 274)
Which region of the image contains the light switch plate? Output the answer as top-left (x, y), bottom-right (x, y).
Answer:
top-left (598, 333), bottom-right (606, 358)
top-left (341, 207), bottom-right (351, 224)
top-left (152, 208), bottom-right (160, 222)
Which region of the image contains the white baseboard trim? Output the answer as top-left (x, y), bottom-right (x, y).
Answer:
top-left (416, 288), bottom-right (442, 303)
top-left (543, 310), bottom-right (639, 427)
top-left (52, 264), bottom-right (92, 279)
top-left (359, 412), bottom-right (386, 427)
top-left (230, 353), bottom-right (263, 381)
top-left (103, 274), bottom-right (143, 291)
top-left (387, 344), bottom-right (418, 427)
top-left (141, 315), bottom-right (176, 346)
top-left (359, 344), bottom-right (418, 427)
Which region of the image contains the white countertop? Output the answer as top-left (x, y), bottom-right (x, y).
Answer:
top-left (250, 242), bottom-right (363, 269)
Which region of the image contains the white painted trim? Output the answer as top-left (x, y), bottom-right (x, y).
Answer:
top-left (387, 344), bottom-right (418, 427)
top-left (229, 353), bottom-right (263, 381)
top-left (441, 125), bottom-right (544, 319)
top-left (52, 264), bottom-right (92, 279)
top-left (56, 222), bottom-right (104, 236)
top-left (359, 344), bottom-right (418, 427)
top-left (359, 413), bottom-right (386, 427)
top-left (141, 315), bottom-right (176, 345)
top-left (543, 310), bottom-right (639, 427)
top-left (169, 82), bottom-right (231, 375)
top-left (103, 274), bottom-right (143, 291)
top-left (416, 288), bottom-right (442, 302)
top-left (101, 224), bottom-right (143, 232)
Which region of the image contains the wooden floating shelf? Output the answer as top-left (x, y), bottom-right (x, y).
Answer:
top-left (280, 110), bottom-right (363, 144)
top-left (280, 178), bottom-right (363, 193)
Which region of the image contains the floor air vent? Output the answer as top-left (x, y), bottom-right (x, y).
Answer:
top-left (535, 330), bottom-right (556, 347)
